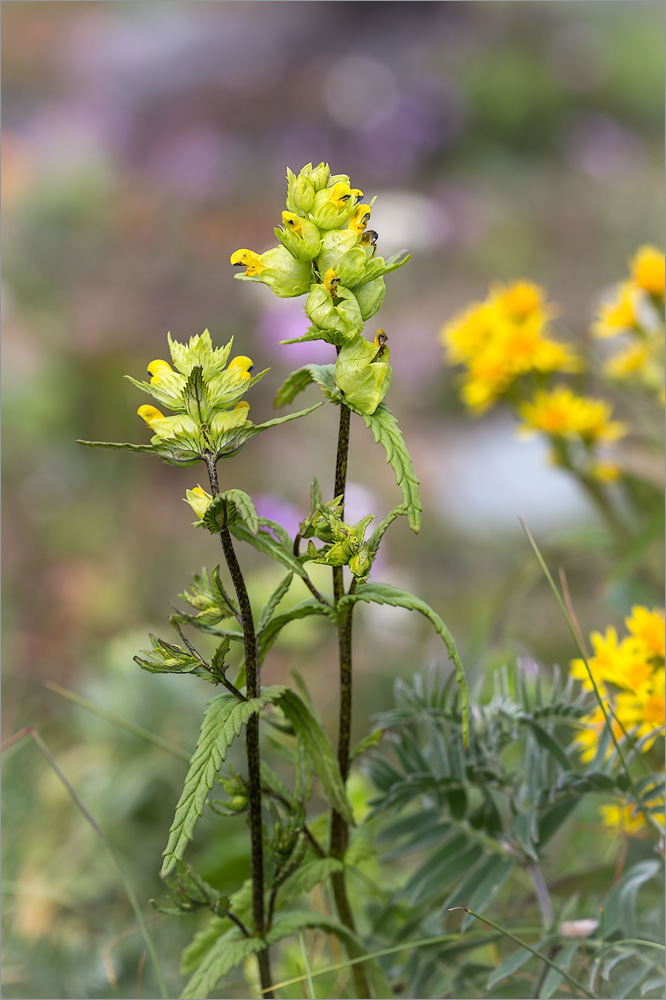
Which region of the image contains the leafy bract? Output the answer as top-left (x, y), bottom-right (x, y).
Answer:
top-left (274, 363), bottom-right (339, 407)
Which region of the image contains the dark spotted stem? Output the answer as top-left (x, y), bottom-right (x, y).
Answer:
top-left (205, 454), bottom-right (273, 999)
top-left (329, 402), bottom-right (372, 1000)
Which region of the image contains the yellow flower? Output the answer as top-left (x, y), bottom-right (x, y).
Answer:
top-left (590, 460), bottom-right (621, 483)
top-left (185, 486), bottom-right (213, 520)
top-left (600, 798), bottom-right (664, 836)
top-left (226, 356), bottom-right (253, 379)
top-left (518, 387), bottom-right (626, 444)
top-left (630, 245), bottom-right (665, 299)
top-left (615, 670), bottom-right (665, 749)
top-left (324, 268), bottom-right (341, 296)
top-left (147, 359), bottom-right (174, 383)
top-left (604, 342), bottom-right (650, 378)
top-left (137, 404), bottom-right (165, 428)
top-left (593, 281), bottom-right (640, 338)
top-left (626, 606), bottom-right (665, 660)
top-left (282, 211), bottom-right (302, 235)
top-left (327, 181), bottom-right (354, 208)
top-left (230, 249), bottom-right (266, 277)
top-left (441, 302), bottom-right (498, 364)
top-left (348, 204), bottom-right (372, 234)
top-left (491, 280), bottom-right (555, 322)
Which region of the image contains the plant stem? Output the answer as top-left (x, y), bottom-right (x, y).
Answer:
top-left (328, 403), bottom-right (372, 1000)
top-left (205, 455), bottom-right (273, 999)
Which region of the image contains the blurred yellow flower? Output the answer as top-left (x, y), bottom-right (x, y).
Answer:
top-left (571, 607), bottom-right (665, 767)
top-left (600, 797), bottom-right (665, 836)
top-left (518, 387), bottom-right (626, 444)
top-left (630, 245), bottom-right (665, 299)
top-left (441, 281), bottom-right (579, 414)
top-left (593, 281), bottom-right (640, 338)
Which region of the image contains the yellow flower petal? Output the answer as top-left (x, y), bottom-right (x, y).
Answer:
top-left (137, 404), bottom-right (165, 427)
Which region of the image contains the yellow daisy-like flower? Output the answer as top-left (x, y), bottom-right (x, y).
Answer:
top-left (626, 606), bottom-right (666, 660)
top-left (491, 280), bottom-right (556, 323)
top-left (630, 245), bottom-right (665, 299)
top-left (518, 387), bottom-right (626, 444)
top-left (593, 281), bottom-right (640, 338)
top-left (600, 798), bottom-right (665, 836)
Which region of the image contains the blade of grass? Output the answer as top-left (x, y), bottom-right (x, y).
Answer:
top-left (260, 933), bottom-right (489, 994)
top-left (1, 728), bottom-right (169, 999)
top-left (45, 680), bottom-right (190, 762)
top-left (519, 519), bottom-right (663, 839)
top-left (448, 907), bottom-right (596, 999)
top-left (298, 930), bottom-right (316, 1000)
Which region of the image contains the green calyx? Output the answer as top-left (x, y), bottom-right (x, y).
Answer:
top-left (306, 510), bottom-right (376, 583)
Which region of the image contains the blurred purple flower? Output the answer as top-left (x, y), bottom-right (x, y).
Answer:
top-left (259, 300), bottom-right (334, 365)
top-left (254, 494), bottom-right (303, 539)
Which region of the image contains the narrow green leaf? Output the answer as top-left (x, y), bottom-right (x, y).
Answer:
top-left (539, 941), bottom-right (579, 1000)
top-left (524, 719), bottom-right (572, 771)
top-left (250, 401), bottom-right (324, 433)
top-left (460, 856), bottom-right (515, 930)
top-left (340, 582), bottom-right (469, 746)
top-left (161, 694), bottom-right (269, 877)
top-left (229, 520), bottom-right (308, 578)
top-left (256, 573), bottom-right (294, 633)
top-left (76, 439), bottom-right (156, 454)
top-left (266, 909), bottom-right (361, 948)
top-left (487, 938), bottom-right (547, 988)
top-left (367, 504), bottom-right (407, 553)
top-left (350, 728), bottom-right (384, 761)
top-left (258, 600), bottom-right (336, 665)
top-left (262, 686), bottom-right (354, 824)
top-left (349, 402), bottom-right (422, 533)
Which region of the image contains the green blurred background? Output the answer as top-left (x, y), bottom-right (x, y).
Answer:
top-left (2, 2), bottom-right (664, 997)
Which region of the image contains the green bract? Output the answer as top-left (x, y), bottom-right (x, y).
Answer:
top-left (336, 333), bottom-right (392, 415)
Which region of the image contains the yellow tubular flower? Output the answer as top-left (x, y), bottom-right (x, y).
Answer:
top-left (230, 249), bottom-right (266, 277)
top-left (282, 211), bottom-right (302, 234)
top-left (630, 245), bottom-right (665, 299)
top-left (137, 404), bottom-right (165, 428)
top-left (185, 486), bottom-right (213, 520)
top-left (147, 360), bottom-right (174, 384)
top-left (349, 204), bottom-right (372, 234)
top-left (234, 401), bottom-right (250, 411)
top-left (324, 269), bottom-right (340, 296)
top-left (327, 182), bottom-right (353, 207)
top-left (227, 356), bottom-right (254, 378)
top-left (350, 188), bottom-right (364, 204)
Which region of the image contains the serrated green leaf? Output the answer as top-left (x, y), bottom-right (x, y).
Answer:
top-left (161, 694), bottom-right (269, 877)
top-left (346, 401), bottom-right (421, 533)
top-left (256, 573), bottom-right (294, 633)
top-left (277, 858), bottom-right (345, 907)
top-left (367, 504), bottom-right (406, 553)
top-left (262, 686), bottom-right (354, 824)
top-left (180, 929), bottom-right (265, 999)
top-left (274, 364), bottom-right (339, 407)
top-left (223, 489), bottom-right (259, 535)
top-left (340, 582), bottom-right (469, 746)
top-left (180, 915), bottom-right (230, 976)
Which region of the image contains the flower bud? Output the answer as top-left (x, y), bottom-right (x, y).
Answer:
top-left (185, 486), bottom-right (214, 520)
top-left (349, 546), bottom-right (372, 581)
top-left (286, 165), bottom-right (316, 213)
top-left (309, 161), bottom-right (331, 191)
top-left (275, 211), bottom-right (322, 261)
top-left (310, 182), bottom-right (357, 230)
top-left (231, 245), bottom-right (313, 297)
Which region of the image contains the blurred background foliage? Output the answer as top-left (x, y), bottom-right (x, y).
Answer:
top-left (2, 2), bottom-right (664, 997)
